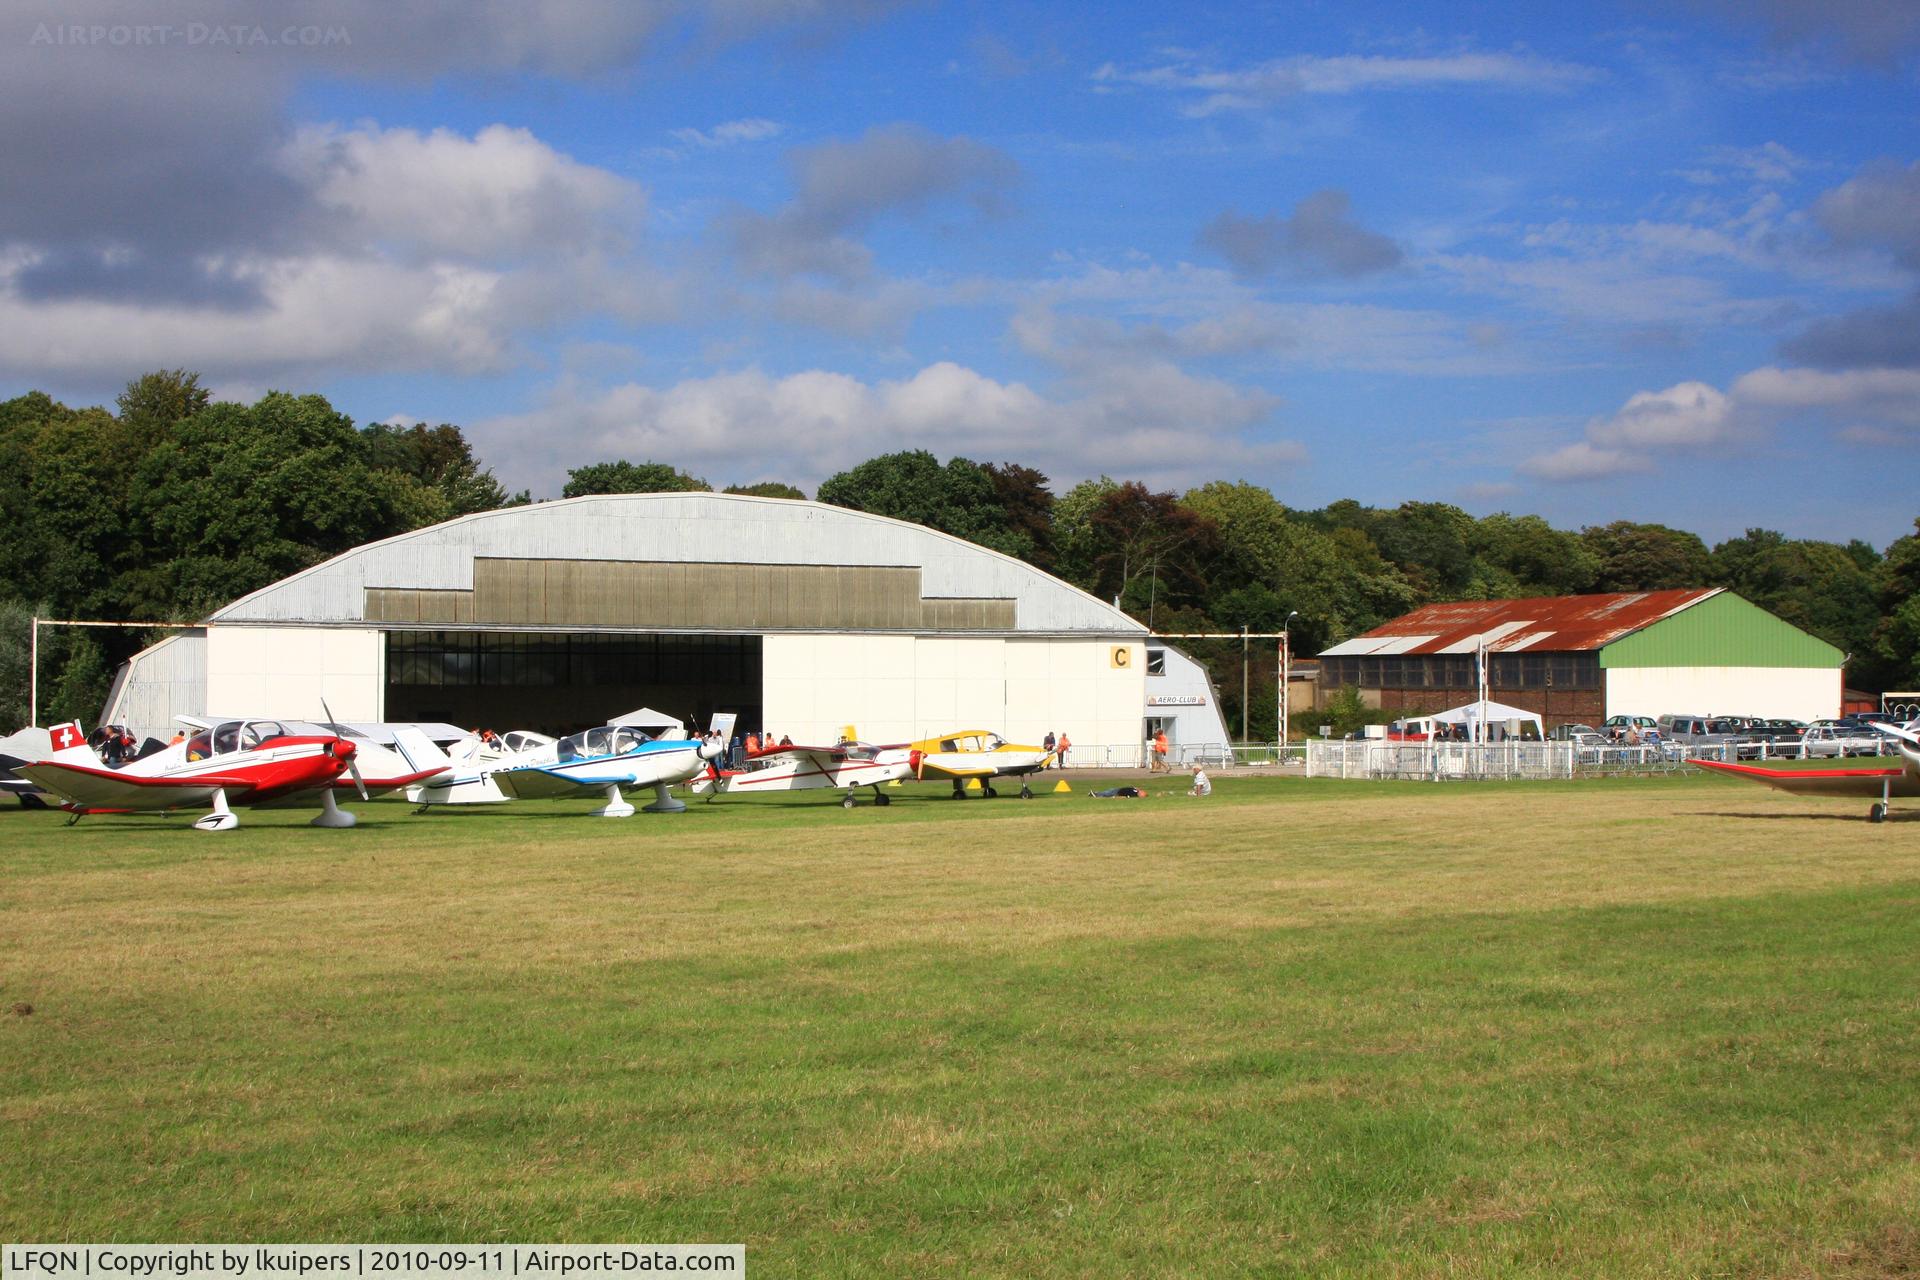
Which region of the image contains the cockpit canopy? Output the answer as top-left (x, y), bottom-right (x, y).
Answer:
top-left (936, 733), bottom-right (1005, 753)
top-left (186, 719), bottom-right (291, 759)
top-left (555, 725), bottom-right (652, 761)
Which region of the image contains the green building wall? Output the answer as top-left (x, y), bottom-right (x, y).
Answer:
top-left (1599, 591), bottom-right (1844, 669)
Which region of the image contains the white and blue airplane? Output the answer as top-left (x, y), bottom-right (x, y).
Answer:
top-left (418, 716), bottom-right (732, 818)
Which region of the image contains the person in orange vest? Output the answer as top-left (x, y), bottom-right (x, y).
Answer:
top-left (1152, 728), bottom-right (1170, 772)
top-left (1056, 731), bottom-right (1071, 768)
top-left (745, 731), bottom-right (761, 756)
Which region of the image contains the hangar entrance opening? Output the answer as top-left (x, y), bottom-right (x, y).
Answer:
top-left (384, 630), bottom-right (761, 736)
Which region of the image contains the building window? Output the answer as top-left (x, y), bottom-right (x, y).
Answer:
top-left (386, 631), bottom-right (761, 688)
top-left (1146, 648), bottom-right (1167, 676)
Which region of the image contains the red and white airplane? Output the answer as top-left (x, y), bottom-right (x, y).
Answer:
top-left (1691, 722), bottom-right (1920, 823)
top-left (16, 717), bottom-right (447, 831)
top-left (688, 737), bottom-right (915, 808)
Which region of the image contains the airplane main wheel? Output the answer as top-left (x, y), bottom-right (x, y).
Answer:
top-left (875, 793), bottom-right (891, 806)
top-left (1019, 785), bottom-right (1033, 800)
top-left (842, 794), bottom-right (857, 809)
top-left (1869, 802), bottom-right (1888, 824)
top-left (983, 785), bottom-right (998, 798)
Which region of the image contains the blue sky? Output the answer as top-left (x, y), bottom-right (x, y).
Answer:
top-left (4, 0), bottom-right (1918, 544)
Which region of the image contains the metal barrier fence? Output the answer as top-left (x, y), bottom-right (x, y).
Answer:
top-left (1050, 735), bottom-right (1897, 778)
top-left (1307, 740), bottom-right (1577, 780)
top-left (1304, 736), bottom-right (1899, 781)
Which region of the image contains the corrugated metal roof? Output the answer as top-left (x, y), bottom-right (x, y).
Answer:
top-left (1320, 589), bottom-right (1721, 656)
top-left (208, 492), bottom-right (1146, 637)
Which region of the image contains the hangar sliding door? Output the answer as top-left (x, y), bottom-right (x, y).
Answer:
top-left (383, 630), bottom-right (761, 735)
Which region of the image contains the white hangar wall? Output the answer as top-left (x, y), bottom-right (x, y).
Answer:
top-left (1144, 643), bottom-right (1232, 753)
top-left (1605, 667), bottom-right (1840, 723)
top-left (101, 630), bottom-right (207, 743)
top-left (205, 627), bottom-right (385, 721)
top-left (764, 635), bottom-right (1145, 748)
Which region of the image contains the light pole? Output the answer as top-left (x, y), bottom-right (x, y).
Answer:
top-left (1279, 610), bottom-right (1299, 749)
top-left (1240, 625), bottom-right (1249, 744)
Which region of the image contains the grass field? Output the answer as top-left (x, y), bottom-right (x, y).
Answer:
top-left (3, 772), bottom-right (1917, 1277)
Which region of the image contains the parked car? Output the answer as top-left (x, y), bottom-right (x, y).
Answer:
top-left (1550, 722), bottom-right (1603, 743)
top-left (1756, 719), bottom-right (1808, 754)
top-left (1656, 714), bottom-right (1743, 753)
top-left (1601, 715), bottom-right (1656, 741)
top-left (1715, 715), bottom-right (1803, 758)
top-left (1799, 721), bottom-right (1884, 758)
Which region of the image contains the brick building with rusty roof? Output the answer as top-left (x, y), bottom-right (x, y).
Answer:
top-left (1316, 588), bottom-right (1844, 727)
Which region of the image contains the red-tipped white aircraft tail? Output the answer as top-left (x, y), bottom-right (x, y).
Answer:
top-left (43, 721), bottom-right (98, 764)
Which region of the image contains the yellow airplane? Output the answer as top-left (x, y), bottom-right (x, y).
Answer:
top-left (906, 730), bottom-right (1055, 799)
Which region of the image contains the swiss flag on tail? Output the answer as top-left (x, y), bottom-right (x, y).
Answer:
top-left (50, 721), bottom-right (85, 752)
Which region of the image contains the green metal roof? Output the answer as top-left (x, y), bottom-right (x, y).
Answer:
top-left (1599, 591), bottom-right (1843, 669)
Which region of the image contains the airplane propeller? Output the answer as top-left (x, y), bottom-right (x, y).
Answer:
top-left (320, 697), bottom-right (369, 798)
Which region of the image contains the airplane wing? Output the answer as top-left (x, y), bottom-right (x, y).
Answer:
top-left (748, 744), bottom-right (848, 763)
top-left (15, 759), bottom-right (239, 811)
top-left (1690, 758), bottom-right (1920, 798)
top-left (696, 745), bottom-right (852, 795)
top-left (492, 767), bottom-right (595, 801)
top-left (923, 764), bottom-right (995, 778)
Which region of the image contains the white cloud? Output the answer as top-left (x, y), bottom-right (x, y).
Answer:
top-left (0, 121), bottom-right (673, 380)
top-left (1731, 365), bottom-right (1920, 424)
top-left (0, 253), bottom-right (517, 375)
top-left (472, 359), bottom-right (1297, 497)
top-left (1590, 381), bottom-right (1734, 448)
top-left (671, 118), bottom-right (785, 149)
top-left (1517, 365), bottom-right (1920, 481)
top-left (1518, 380), bottom-right (1732, 482)
top-left (1676, 142), bottom-right (1809, 187)
top-left (1516, 441), bottom-right (1650, 482)
top-left (1095, 50), bottom-right (1601, 115)
top-left (288, 123), bottom-right (643, 260)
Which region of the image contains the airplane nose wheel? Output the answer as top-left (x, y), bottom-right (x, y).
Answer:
top-left (842, 794), bottom-right (856, 809)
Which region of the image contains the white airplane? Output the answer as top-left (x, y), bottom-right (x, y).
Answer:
top-left (180, 715), bottom-right (456, 800)
top-left (416, 715), bottom-right (732, 818)
top-left (406, 729), bottom-right (559, 806)
top-left (1, 725), bottom-right (54, 808)
top-left (689, 736), bottom-right (914, 808)
top-left (17, 717), bottom-right (447, 831)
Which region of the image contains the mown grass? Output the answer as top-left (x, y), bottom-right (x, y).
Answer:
top-left (2, 772), bottom-right (1917, 1277)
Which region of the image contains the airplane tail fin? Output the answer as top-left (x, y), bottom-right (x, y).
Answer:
top-left (43, 721), bottom-right (99, 764)
top-left (392, 727), bottom-right (454, 779)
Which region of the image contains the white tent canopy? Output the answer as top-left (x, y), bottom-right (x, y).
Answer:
top-left (1431, 699), bottom-right (1544, 739)
top-left (610, 707), bottom-right (685, 737)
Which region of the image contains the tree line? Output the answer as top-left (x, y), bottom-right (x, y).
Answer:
top-left (4, 372), bottom-right (1915, 737)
